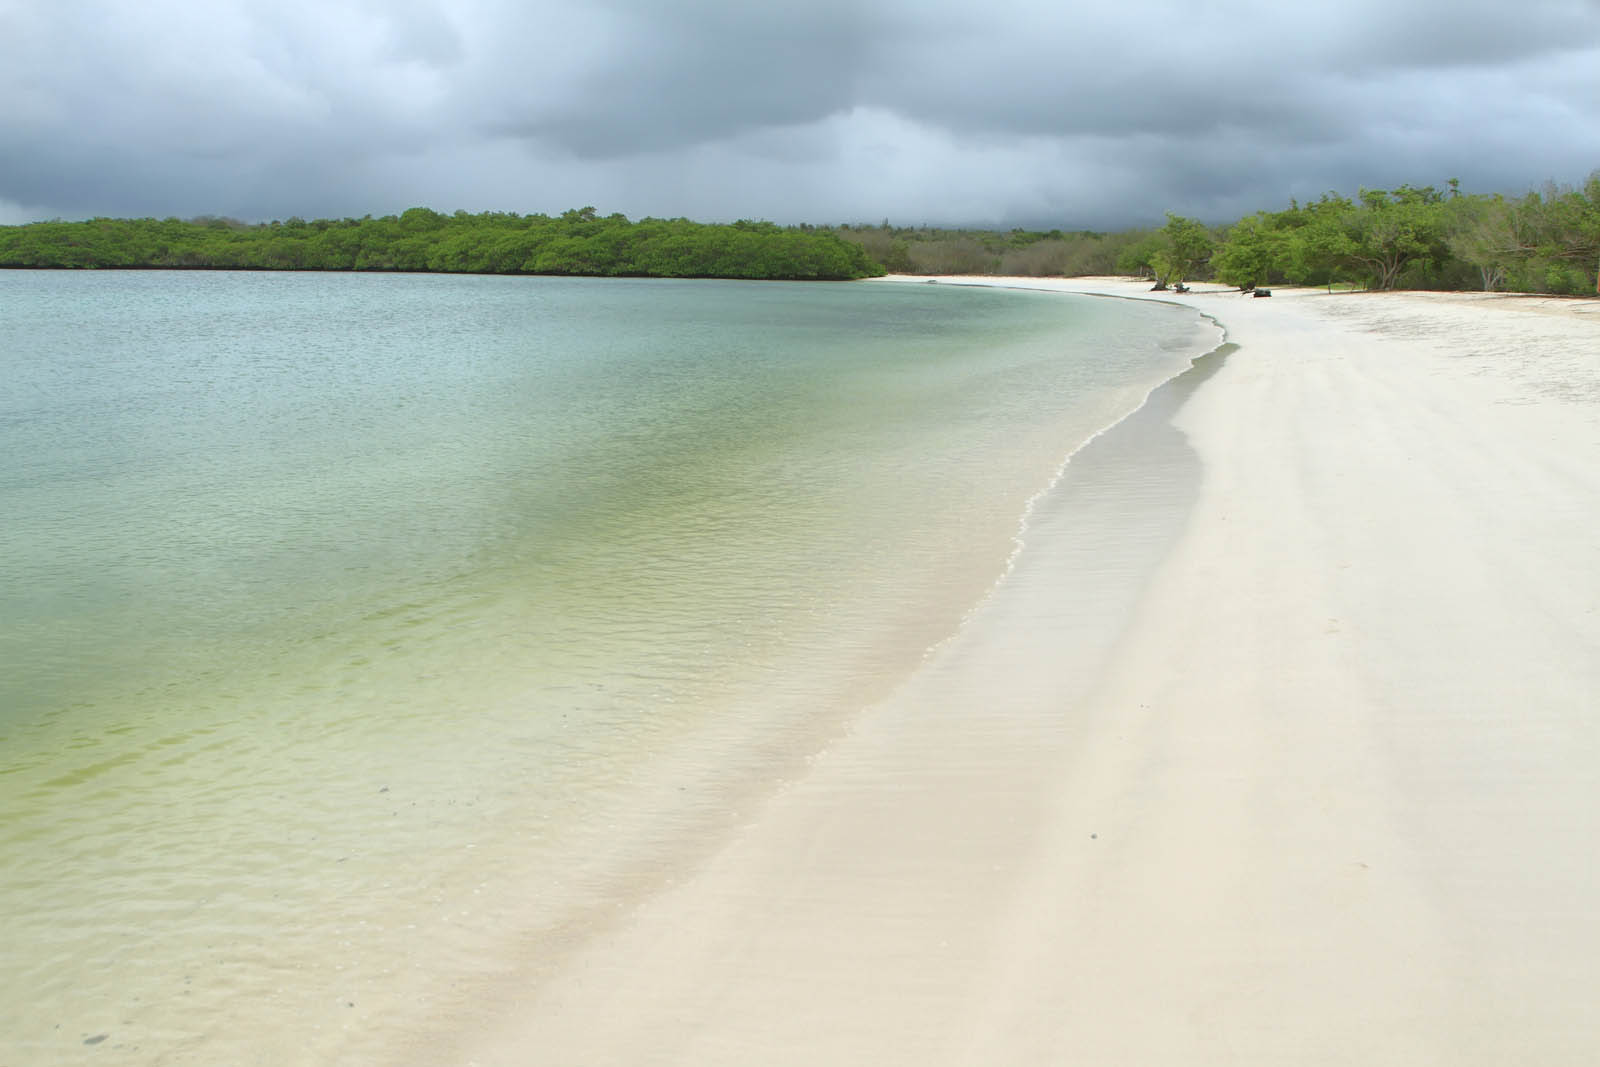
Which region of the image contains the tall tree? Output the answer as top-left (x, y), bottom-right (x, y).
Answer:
top-left (1209, 213), bottom-right (1281, 289)
top-left (1444, 193), bottom-right (1517, 292)
top-left (1160, 213), bottom-right (1214, 287)
top-left (1516, 174), bottom-right (1600, 293)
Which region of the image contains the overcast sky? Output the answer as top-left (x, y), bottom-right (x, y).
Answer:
top-left (3, 0), bottom-right (1598, 229)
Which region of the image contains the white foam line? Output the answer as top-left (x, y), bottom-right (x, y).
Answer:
top-left (900, 278), bottom-right (1231, 663)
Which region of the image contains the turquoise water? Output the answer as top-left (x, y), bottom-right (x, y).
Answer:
top-left (0, 271), bottom-right (1215, 1064)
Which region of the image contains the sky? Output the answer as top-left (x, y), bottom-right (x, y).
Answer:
top-left (3, 0), bottom-right (1598, 229)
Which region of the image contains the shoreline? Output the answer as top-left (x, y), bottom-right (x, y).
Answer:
top-left (408, 278), bottom-right (1600, 1065)
top-left (886, 279), bottom-right (1230, 667)
top-left (2, 274), bottom-right (1217, 1066)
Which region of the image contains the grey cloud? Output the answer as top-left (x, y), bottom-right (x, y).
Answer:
top-left (2, 0), bottom-right (1597, 227)
top-left (478, 0), bottom-right (883, 156)
top-left (852, 0), bottom-right (1600, 139)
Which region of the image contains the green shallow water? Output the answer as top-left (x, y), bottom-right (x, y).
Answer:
top-left (0, 271), bottom-right (1216, 1064)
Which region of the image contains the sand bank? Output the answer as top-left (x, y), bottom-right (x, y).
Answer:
top-left (414, 280), bottom-right (1600, 1065)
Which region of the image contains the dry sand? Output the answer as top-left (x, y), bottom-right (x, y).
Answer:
top-left (416, 280), bottom-right (1600, 1066)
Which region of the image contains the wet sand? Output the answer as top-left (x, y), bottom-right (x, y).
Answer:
top-left (411, 279), bottom-right (1600, 1066)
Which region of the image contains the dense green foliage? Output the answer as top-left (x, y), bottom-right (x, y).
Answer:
top-left (5, 172), bottom-right (1596, 293)
top-left (0, 207), bottom-right (885, 281)
top-left (1135, 214), bottom-right (1214, 290)
top-left (832, 172), bottom-right (1599, 295)
top-left (1205, 174), bottom-right (1600, 293)
top-left (828, 222), bottom-right (1151, 278)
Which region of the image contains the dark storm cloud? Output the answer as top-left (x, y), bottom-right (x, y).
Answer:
top-left (479, 0), bottom-right (884, 156)
top-left (2, 0), bottom-right (1597, 227)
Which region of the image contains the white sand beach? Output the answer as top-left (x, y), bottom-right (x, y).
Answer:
top-left (412, 279), bottom-right (1600, 1066)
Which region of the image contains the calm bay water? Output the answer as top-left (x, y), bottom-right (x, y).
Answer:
top-left (1, 271), bottom-right (1214, 1063)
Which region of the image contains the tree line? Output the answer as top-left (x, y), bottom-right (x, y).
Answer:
top-left (828, 222), bottom-right (1152, 279)
top-left (1201, 175), bottom-right (1600, 294)
top-left (828, 172), bottom-right (1600, 294)
top-left (0, 207), bottom-right (885, 281)
top-left (4, 173), bottom-right (1595, 292)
